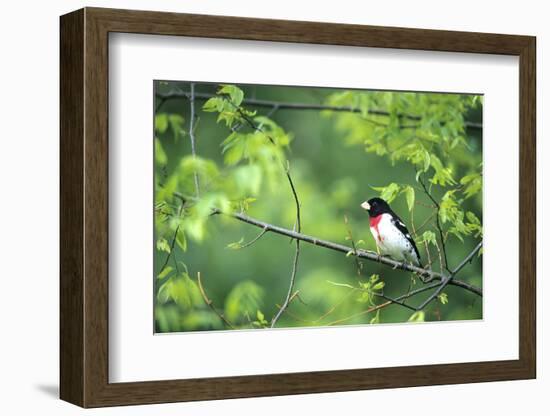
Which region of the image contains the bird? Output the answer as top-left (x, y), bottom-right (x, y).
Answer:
top-left (360, 197), bottom-right (421, 267)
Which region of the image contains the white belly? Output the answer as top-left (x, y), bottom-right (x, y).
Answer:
top-left (370, 213), bottom-right (419, 265)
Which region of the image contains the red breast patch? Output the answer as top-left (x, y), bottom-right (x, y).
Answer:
top-left (369, 215), bottom-right (383, 242)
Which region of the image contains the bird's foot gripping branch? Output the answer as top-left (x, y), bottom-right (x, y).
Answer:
top-left (211, 207), bottom-right (482, 309)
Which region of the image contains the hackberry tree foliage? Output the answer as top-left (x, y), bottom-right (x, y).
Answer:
top-left (154, 82), bottom-right (483, 332)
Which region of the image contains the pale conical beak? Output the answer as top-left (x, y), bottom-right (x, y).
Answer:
top-left (361, 201), bottom-right (371, 211)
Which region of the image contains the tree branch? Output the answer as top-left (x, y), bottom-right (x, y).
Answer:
top-left (156, 90), bottom-right (482, 130)
top-left (414, 240), bottom-right (483, 311)
top-left (210, 208), bottom-right (482, 297)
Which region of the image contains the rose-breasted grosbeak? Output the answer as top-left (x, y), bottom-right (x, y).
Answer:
top-left (360, 197), bottom-right (421, 266)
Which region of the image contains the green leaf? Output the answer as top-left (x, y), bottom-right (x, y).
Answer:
top-left (168, 114), bottom-right (185, 142)
top-left (155, 114), bottom-right (168, 133)
top-left (466, 211), bottom-right (480, 225)
top-left (448, 228), bottom-right (465, 242)
top-left (157, 280), bottom-right (171, 304)
top-left (224, 281), bottom-right (265, 322)
top-left (218, 85), bottom-right (244, 107)
top-left (422, 230), bottom-right (437, 246)
top-left (371, 183), bottom-right (400, 203)
top-left (430, 154), bottom-right (456, 186)
top-left (178, 156), bottom-right (220, 195)
top-left (156, 272), bottom-right (201, 309)
top-left (156, 237), bottom-right (171, 253)
top-left (231, 165), bottom-right (262, 196)
top-left (157, 266), bottom-right (173, 280)
top-left (460, 172), bottom-right (482, 199)
top-left (438, 292), bottom-right (449, 305)
top-left (203, 96), bottom-right (225, 113)
top-left (173, 273), bottom-right (202, 309)
top-left (223, 140), bottom-right (245, 165)
top-left (227, 237), bottom-right (244, 250)
top-left (185, 218), bottom-right (206, 242)
top-left (404, 186), bottom-right (415, 212)
top-left (408, 311), bottom-right (425, 322)
top-left (175, 229), bottom-right (187, 252)
top-left (154, 138), bottom-right (168, 166)
top-left (423, 150), bottom-right (431, 172)
top-left (439, 190), bottom-right (460, 225)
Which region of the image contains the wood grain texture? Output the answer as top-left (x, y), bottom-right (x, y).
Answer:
top-left (59, 8), bottom-right (84, 406)
top-left (518, 38), bottom-right (537, 376)
top-left (59, 7), bottom-right (537, 408)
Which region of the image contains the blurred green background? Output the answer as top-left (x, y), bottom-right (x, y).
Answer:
top-left (153, 81), bottom-right (483, 332)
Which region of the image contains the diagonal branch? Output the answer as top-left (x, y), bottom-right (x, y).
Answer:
top-left (271, 242), bottom-right (300, 326)
top-left (197, 272), bottom-right (235, 329)
top-left (452, 241), bottom-right (483, 275)
top-left (414, 240), bottom-right (483, 311)
top-left (327, 282), bottom-right (442, 326)
top-left (210, 208), bottom-right (482, 297)
top-left (236, 226), bottom-right (269, 249)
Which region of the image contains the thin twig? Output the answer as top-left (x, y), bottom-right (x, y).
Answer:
top-left (274, 290), bottom-right (301, 311)
top-left (418, 174), bottom-right (450, 272)
top-left (158, 225), bottom-right (180, 274)
top-left (271, 240), bottom-right (300, 327)
top-left (237, 226), bottom-right (269, 249)
top-left (413, 210), bottom-right (437, 237)
top-left (344, 215), bottom-right (363, 277)
top-left (189, 83), bottom-right (200, 197)
top-left (327, 282), bottom-right (442, 326)
top-left (197, 272), bottom-right (235, 329)
top-left (374, 292), bottom-right (418, 312)
top-left (157, 202), bottom-right (184, 275)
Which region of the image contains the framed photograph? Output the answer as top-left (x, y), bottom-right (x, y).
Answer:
top-left (60, 7), bottom-right (536, 407)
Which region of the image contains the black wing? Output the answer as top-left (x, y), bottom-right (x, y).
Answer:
top-left (390, 212), bottom-right (422, 265)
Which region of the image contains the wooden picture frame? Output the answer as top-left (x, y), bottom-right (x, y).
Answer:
top-left (60, 7), bottom-right (536, 408)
